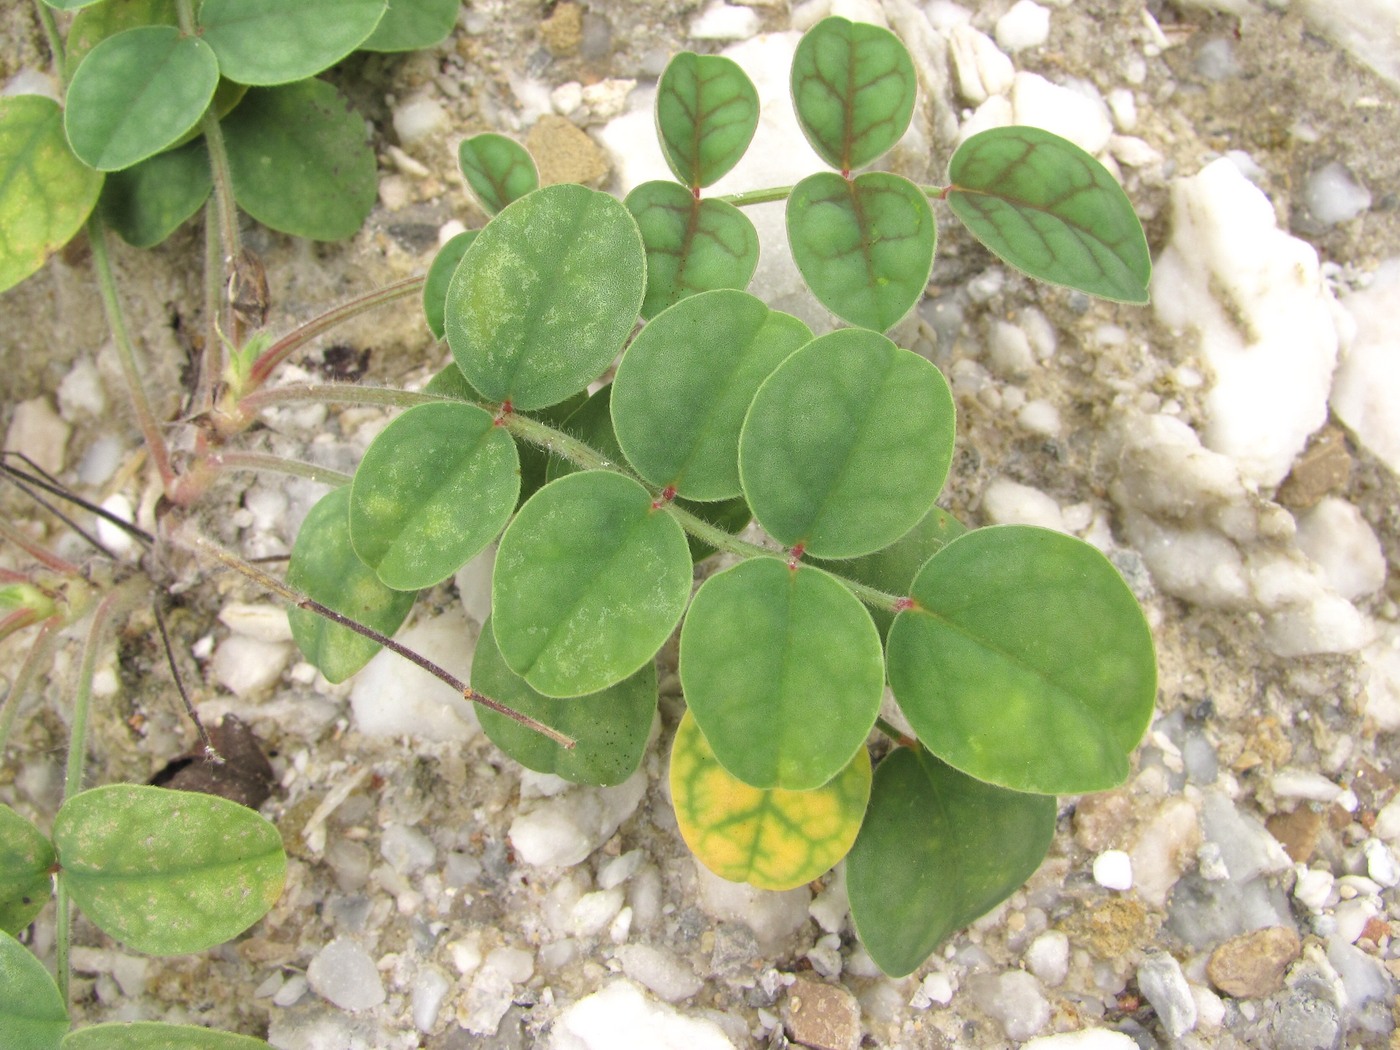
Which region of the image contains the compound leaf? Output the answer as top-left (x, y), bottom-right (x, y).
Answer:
top-left (446, 184), bottom-right (645, 411)
top-left (474, 616), bottom-right (656, 786)
top-left (947, 126), bottom-right (1151, 303)
top-left (739, 329), bottom-right (955, 559)
top-left (0, 929), bottom-right (67, 1050)
top-left (423, 230), bottom-right (477, 340)
top-left (0, 805), bottom-right (55, 935)
top-left (62, 1022), bottom-right (272, 1049)
top-left (679, 557), bottom-right (883, 791)
top-left (222, 80), bottom-right (376, 241)
top-left (53, 785), bottom-right (285, 956)
top-left (846, 747), bottom-right (1055, 977)
top-left (787, 170), bottom-right (934, 332)
top-left (612, 289), bottom-right (810, 501)
top-left (360, 0), bottom-right (458, 51)
top-left (656, 52), bottom-right (759, 189)
top-left (671, 710), bottom-right (870, 891)
top-left (64, 26), bottom-right (218, 172)
top-left (625, 181), bottom-right (759, 319)
top-left (99, 136), bottom-right (211, 248)
top-left (887, 526), bottom-right (1157, 794)
top-left (0, 95), bottom-right (101, 294)
top-left (790, 16), bottom-right (916, 172)
top-left (349, 401), bottom-right (519, 591)
top-left (65, 0), bottom-right (178, 79)
top-left (457, 133), bottom-right (539, 217)
top-left (199, 0), bottom-right (387, 85)
top-left (492, 471), bottom-right (691, 697)
top-left (287, 485), bottom-right (417, 683)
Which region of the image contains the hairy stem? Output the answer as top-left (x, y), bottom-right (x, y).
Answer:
top-left (185, 533), bottom-right (576, 749)
top-left (33, 0), bottom-right (64, 81)
top-left (874, 716), bottom-right (918, 749)
top-left (0, 618), bottom-right (60, 767)
top-left (236, 381), bottom-right (449, 417)
top-left (246, 276), bottom-right (426, 390)
top-left (208, 450), bottom-right (353, 488)
top-left (63, 587), bottom-right (135, 799)
top-left (88, 215), bottom-right (178, 492)
top-left (715, 185), bottom-right (795, 208)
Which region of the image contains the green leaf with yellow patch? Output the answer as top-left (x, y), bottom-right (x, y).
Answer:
top-left (349, 401), bottom-right (519, 591)
top-left (670, 710), bottom-right (870, 891)
top-left (0, 805), bottom-right (55, 935)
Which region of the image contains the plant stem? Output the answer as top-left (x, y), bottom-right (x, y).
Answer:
top-left (55, 883), bottom-right (71, 1001)
top-left (208, 450), bottom-right (353, 488)
top-left (875, 716), bottom-right (918, 749)
top-left (63, 588), bottom-right (132, 799)
top-left (236, 381), bottom-right (448, 417)
top-left (0, 619), bottom-right (59, 758)
top-left (199, 200), bottom-right (225, 417)
top-left (184, 533), bottom-right (577, 749)
top-left (716, 185), bottom-right (795, 208)
top-left (33, 0), bottom-right (64, 81)
top-left (88, 215), bottom-right (178, 493)
top-left (245, 276), bottom-right (426, 390)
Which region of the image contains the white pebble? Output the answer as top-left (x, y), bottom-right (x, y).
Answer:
top-left (4, 397), bottom-right (71, 475)
top-left (1304, 162), bottom-right (1371, 226)
top-left (57, 358), bottom-right (106, 419)
top-left (272, 973), bottom-right (308, 1007)
top-left (1374, 794), bottom-right (1400, 842)
top-left (94, 494), bottom-right (136, 558)
top-left (552, 81), bottom-right (584, 115)
top-left (1293, 866), bottom-right (1336, 911)
top-left (1363, 839), bottom-right (1399, 887)
top-left (1018, 399), bottom-right (1062, 437)
top-left (392, 95), bottom-right (448, 146)
top-left (571, 888), bottom-right (626, 936)
top-left (350, 609), bottom-right (479, 741)
top-left (616, 944), bottom-right (704, 1003)
top-left (1294, 498), bottom-right (1387, 600)
top-left (966, 969), bottom-right (1050, 1041)
top-left (485, 945), bottom-right (535, 985)
top-left (218, 602), bottom-right (294, 643)
top-left (381, 824), bottom-right (437, 875)
top-left (987, 320), bottom-right (1035, 377)
top-left (510, 768), bottom-right (647, 868)
top-left (598, 850), bottom-right (645, 890)
top-left (1092, 849), bottom-right (1134, 891)
top-left (1334, 260), bottom-right (1400, 475)
top-left (1270, 768), bottom-right (1344, 802)
top-left (1136, 953), bottom-right (1197, 1038)
top-left (982, 478), bottom-right (1066, 531)
top-left (306, 937), bottom-right (385, 1012)
top-left (211, 635), bottom-right (290, 698)
top-left (692, 860), bottom-right (811, 953)
top-left (1011, 72), bottom-right (1113, 155)
top-left (689, 0), bottom-right (760, 40)
top-left (996, 0), bottom-right (1051, 51)
top-left (548, 979), bottom-right (737, 1049)
top-left (912, 971), bottom-right (955, 1007)
top-left (1106, 87), bottom-right (1138, 130)
top-left (950, 26), bottom-right (1015, 104)
top-left (1022, 1031), bottom-right (1141, 1050)
top-left (1334, 897), bottom-right (1378, 943)
top-left (411, 966), bottom-right (451, 1032)
top-left (1025, 929), bottom-right (1070, 986)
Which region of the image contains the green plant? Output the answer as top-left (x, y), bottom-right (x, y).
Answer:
top-left (284, 15), bottom-right (1157, 978)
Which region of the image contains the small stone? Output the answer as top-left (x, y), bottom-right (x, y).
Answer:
top-left (1267, 807), bottom-right (1324, 863)
top-left (995, 0), bottom-right (1051, 51)
top-left (1364, 839), bottom-right (1400, 886)
top-left (1021, 1032), bottom-right (1140, 1050)
top-left (1025, 930), bottom-right (1070, 986)
top-left (526, 115), bottom-right (610, 187)
top-left (1065, 897), bottom-right (1159, 960)
top-left (411, 966), bottom-right (451, 1033)
top-left (616, 944), bottom-right (703, 1003)
top-left (5, 397), bottom-right (71, 475)
top-left (966, 969), bottom-right (1050, 1041)
top-left (1276, 426), bottom-right (1352, 509)
top-left (783, 974), bottom-right (861, 1050)
top-left (548, 979), bottom-right (736, 1050)
top-left (689, 0), bottom-right (762, 40)
top-left (1267, 978), bottom-right (1343, 1050)
top-left (1092, 850), bottom-right (1134, 891)
top-left (211, 635), bottom-right (290, 698)
top-left (692, 861), bottom-right (810, 953)
top-left (1295, 497), bottom-right (1388, 599)
top-left (306, 937), bottom-right (385, 1012)
top-left (540, 2), bottom-right (583, 55)
top-left (1073, 791), bottom-right (1133, 851)
top-left (1136, 952), bottom-right (1197, 1037)
top-left (1206, 927), bottom-right (1301, 998)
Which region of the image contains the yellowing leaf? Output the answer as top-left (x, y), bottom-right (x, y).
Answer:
top-left (669, 710), bottom-right (869, 891)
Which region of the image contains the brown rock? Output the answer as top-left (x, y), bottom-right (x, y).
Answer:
top-left (1207, 927), bottom-right (1301, 998)
top-left (1267, 807), bottom-right (1324, 863)
top-left (1073, 790), bottom-right (1133, 852)
top-left (1276, 425), bottom-right (1352, 509)
top-left (540, 2), bottom-right (583, 56)
top-left (784, 974), bottom-right (861, 1050)
top-left (1065, 897), bottom-right (1160, 959)
top-left (526, 115), bottom-right (610, 187)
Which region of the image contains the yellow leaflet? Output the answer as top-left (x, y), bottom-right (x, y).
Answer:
top-left (669, 710), bottom-right (871, 891)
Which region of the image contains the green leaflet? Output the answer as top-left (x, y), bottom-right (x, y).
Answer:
top-left (887, 526), bottom-right (1157, 794)
top-left (0, 95), bottom-right (102, 294)
top-left (458, 134), bottom-right (539, 217)
top-left (655, 52), bottom-right (759, 189)
top-left (221, 80), bottom-right (377, 241)
top-left (611, 289), bottom-right (810, 501)
top-left (64, 26), bottom-right (219, 172)
top-left (198, 0), bottom-right (388, 85)
top-left (446, 185), bottom-right (645, 411)
top-left (99, 137), bottom-right (211, 248)
top-left (359, 0), bottom-right (458, 52)
top-left (53, 786), bottom-right (285, 956)
top-left (62, 1023), bottom-right (272, 1049)
top-left (422, 231), bottom-right (477, 341)
top-left (287, 486), bottom-right (417, 683)
top-left (474, 617), bottom-right (656, 787)
top-left (947, 126), bottom-right (1152, 303)
top-left (786, 170), bottom-right (934, 332)
top-left (0, 930), bottom-right (68, 1050)
top-left (679, 557), bottom-right (883, 791)
top-left (625, 181), bottom-right (759, 319)
top-left (739, 328), bottom-right (955, 559)
top-left (790, 16), bottom-right (917, 172)
top-left (0, 805), bottom-right (55, 934)
top-left (349, 401), bottom-right (519, 591)
top-left (491, 471), bottom-right (692, 698)
top-left (846, 747), bottom-right (1056, 977)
